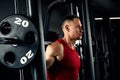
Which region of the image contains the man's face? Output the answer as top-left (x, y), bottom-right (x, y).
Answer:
top-left (68, 18), bottom-right (83, 40)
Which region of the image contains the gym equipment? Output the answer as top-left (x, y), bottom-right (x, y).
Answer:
top-left (0, 15), bottom-right (39, 69)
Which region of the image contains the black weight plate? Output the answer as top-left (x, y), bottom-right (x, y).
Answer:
top-left (0, 15), bottom-right (39, 69)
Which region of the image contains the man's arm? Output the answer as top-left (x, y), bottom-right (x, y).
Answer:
top-left (45, 42), bottom-right (63, 69)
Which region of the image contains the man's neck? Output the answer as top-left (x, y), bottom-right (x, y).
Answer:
top-left (62, 37), bottom-right (76, 50)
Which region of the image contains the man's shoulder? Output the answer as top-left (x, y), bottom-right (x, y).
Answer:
top-left (45, 41), bottom-right (63, 56)
top-left (49, 41), bottom-right (63, 49)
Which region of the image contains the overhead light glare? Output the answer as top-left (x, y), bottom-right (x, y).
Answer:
top-left (95, 17), bottom-right (120, 20)
top-left (95, 18), bottom-right (103, 20)
top-left (110, 17), bottom-right (120, 20)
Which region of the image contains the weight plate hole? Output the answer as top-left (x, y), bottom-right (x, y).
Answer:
top-left (4, 52), bottom-right (15, 65)
top-left (24, 31), bottom-right (36, 44)
top-left (0, 22), bottom-right (11, 35)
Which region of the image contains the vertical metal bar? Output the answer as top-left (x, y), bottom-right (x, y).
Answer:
top-left (70, 3), bottom-right (74, 15)
top-left (76, 6), bottom-right (80, 17)
top-left (84, 0), bottom-right (95, 80)
top-left (80, 0), bottom-right (95, 80)
top-left (85, 0), bottom-right (95, 80)
top-left (30, 66), bottom-right (37, 80)
top-left (14, 0), bottom-right (18, 14)
top-left (27, 0), bottom-right (32, 17)
top-left (79, 0), bottom-right (88, 80)
top-left (19, 69), bottom-right (24, 80)
top-left (37, 0), bottom-right (47, 80)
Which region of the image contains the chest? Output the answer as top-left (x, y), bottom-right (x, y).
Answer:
top-left (61, 46), bottom-right (80, 69)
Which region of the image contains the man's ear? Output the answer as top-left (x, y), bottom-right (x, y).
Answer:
top-left (65, 25), bottom-right (70, 32)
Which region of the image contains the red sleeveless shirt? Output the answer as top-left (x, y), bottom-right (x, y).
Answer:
top-left (47, 39), bottom-right (81, 80)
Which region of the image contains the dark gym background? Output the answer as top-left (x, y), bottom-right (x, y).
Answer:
top-left (0, 0), bottom-right (120, 80)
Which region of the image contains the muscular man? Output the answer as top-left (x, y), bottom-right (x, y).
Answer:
top-left (45, 15), bottom-right (83, 80)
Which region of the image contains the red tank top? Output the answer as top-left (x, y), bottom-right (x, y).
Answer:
top-left (47, 39), bottom-right (81, 80)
